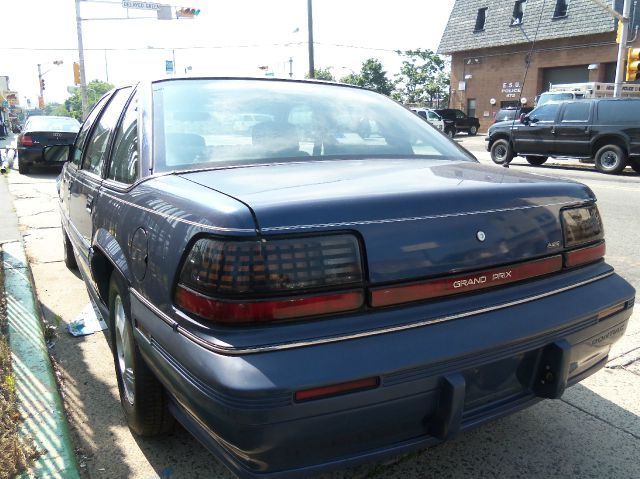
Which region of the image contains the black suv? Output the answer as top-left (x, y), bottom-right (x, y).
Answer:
top-left (486, 98), bottom-right (640, 174)
top-left (433, 108), bottom-right (481, 136)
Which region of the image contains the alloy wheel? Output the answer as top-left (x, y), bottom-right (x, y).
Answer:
top-left (114, 294), bottom-right (135, 405)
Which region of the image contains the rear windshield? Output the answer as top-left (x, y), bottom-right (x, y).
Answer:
top-left (25, 116), bottom-right (80, 133)
top-left (152, 79), bottom-right (470, 172)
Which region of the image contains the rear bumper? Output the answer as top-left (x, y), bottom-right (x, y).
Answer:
top-left (17, 146), bottom-right (65, 168)
top-left (131, 268), bottom-right (634, 478)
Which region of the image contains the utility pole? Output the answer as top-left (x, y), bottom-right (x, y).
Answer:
top-left (614, 0), bottom-right (632, 97)
top-left (307, 0), bottom-right (315, 79)
top-left (75, 0), bottom-right (89, 117)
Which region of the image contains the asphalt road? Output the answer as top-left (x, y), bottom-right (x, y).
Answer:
top-left (3, 143), bottom-right (639, 479)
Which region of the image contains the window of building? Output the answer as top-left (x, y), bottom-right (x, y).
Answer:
top-left (553, 0), bottom-right (568, 18)
top-left (474, 7), bottom-right (487, 31)
top-left (467, 99), bottom-right (477, 119)
top-left (511, 0), bottom-right (526, 26)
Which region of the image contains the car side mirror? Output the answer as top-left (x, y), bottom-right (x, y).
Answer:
top-left (43, 144), bottom-right (73, 164)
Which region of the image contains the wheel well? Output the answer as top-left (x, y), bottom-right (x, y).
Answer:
top-left (91, 247), bottom-right (115, 306)
top-left (592, 136), bottom-right (627, 158)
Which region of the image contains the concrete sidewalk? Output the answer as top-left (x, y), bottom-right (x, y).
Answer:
top-left (1, 154), bottom-right (80, 479)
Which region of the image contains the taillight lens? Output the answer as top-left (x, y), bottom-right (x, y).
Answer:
top-left (20, 135), bottom-right (33, 146)
top-left (562, 205), bottom-right (603, 248)
top-left (175, 235), bottom-right (364, 323)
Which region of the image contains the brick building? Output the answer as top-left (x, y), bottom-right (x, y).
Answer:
top-left (438, 0), bottom-right (640, 131)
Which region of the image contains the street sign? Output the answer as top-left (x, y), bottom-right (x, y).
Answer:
top-left (166, 60), bottom-right (174, 75)
top-left (122, 1), bottom-right (161, 10)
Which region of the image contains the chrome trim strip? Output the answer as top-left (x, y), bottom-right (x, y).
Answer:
top-left (131, 271), bottom-right (615, 356)
top-left (260, 200), bottom-right (584, 232)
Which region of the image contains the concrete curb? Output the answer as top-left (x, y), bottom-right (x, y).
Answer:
top-left (2, 240), bottom-right (81, 479)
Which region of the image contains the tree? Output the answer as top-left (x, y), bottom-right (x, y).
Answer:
top-left (65, 80), bottom-right (114, 120)
top-left (339, 58), bottom-right (395, 96)
top-left (394, 49), bottom-right (449, 107)
top-left (305, 68), bottom-right (335, 81)
top-left (44, 102), bottom-right (71, 117)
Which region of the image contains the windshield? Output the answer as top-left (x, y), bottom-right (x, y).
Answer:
top-left (152, 79), bottom-right (469, 172)
top-left (537, 92), bottom-right (574, 107)
top-left (26, 116), bottom-right (80, 133)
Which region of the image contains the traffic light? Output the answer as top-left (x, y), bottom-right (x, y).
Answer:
top-left (40, 78), bottom-right (45, 91)
top-left (176, 7), bottom-right (200, 18)
top-left (627, 48), bottom-right (640, 82)
top-left (73, 62), bottom-right (80, 85)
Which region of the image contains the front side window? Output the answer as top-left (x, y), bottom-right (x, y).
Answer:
top-left (82, 88), bottom-right (132, 176)
top-left (455, 110), bottom-right (467, 119)
top-left (151, 80), bottom-right (470, 173)
top-left (529, 103), bottom-right (560, 123)
top-left (511, 0), bottom-right (526, 25)
top-left (561, 102), bottom-right (590, 122)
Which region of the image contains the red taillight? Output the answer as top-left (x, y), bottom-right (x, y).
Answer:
top-left (20, 135), bottom-right (33, 146)
top-left (371, 255), bottom-right (563, 308)
top-left (564, 241), bottom-right (605, 268)
top-left (294, 377), bottom-right (379, 402)
top-left (175, 285), bottom-right (363, 323)
top-left (175, 235), bottom-right (364, 323)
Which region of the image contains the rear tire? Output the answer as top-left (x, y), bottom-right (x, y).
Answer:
top-left (18, 160), bottom-right (30, 174)
top-left (490, 139), bottom-right (514, 165)
top-left (594, 144), bottom-right (627, 174)
top-left (525, 156), bottom-right (548, 166)
top-left (62, 227), bottom-right (77, 270)
top-left (109, 273), bottom-right (174, 436)
top-left (468, 126), bottom-right (478, 136)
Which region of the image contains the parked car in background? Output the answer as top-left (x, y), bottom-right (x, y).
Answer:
top-left (486, 98), bottom-right (640, 174)
top-left (493, 106), bottom-right (533, 124)
top-left (56, 78), bottom-right (633, 479)
top-left (411, 107), bottom-right (446, 133)
top-left (17, 116), bottom-right (81, 174)
top-left (433, 108), bottom-right (481, 136)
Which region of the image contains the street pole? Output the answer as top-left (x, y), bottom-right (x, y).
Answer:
top-left (307, 0), bottom-right (315, 78)
top-left (75, 0), bottom-right (89, 117)
top-left (614, 0), bottom-right (632, 97)
top-left (37, 63), bottom-right (43, 108)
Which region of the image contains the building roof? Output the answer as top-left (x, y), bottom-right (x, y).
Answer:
top-left (438, 0), bottom-right (639, 55)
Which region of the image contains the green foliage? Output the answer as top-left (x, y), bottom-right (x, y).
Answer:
top-left (305, 68), bottom-right (336, 81)
top-left (394, 49), bottom-right (450, 107)
top-left (339, 58), bottom-right (395, 96)
top-left (43, 103), bottom-right (71, 117)
top-left (65, 80), bottom-right (114, 120)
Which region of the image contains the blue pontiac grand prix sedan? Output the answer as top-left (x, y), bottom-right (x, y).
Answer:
top-left (56, 78), bottom-right (634, 478)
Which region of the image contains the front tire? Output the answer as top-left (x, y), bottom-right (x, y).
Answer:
top-left (445, 127), bottom-right (456, 139)
top-left (62, 227), bottom-right (77, 270)
top-left (594, 144), bottom-right (627, 174)
top-left (468, 126), bottom-right (478, 136)
top-left (525, 156), bottom-right (548, 166)
top-left (109, 274), bottom-right (174, 436)
top-left (490, 139), bottom-right (514, 165)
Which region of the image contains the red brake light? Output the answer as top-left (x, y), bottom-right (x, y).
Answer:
top-left (175, 235), bottom-right (364, 323)
top-left (20, 135), bottom-right (33, 146)
top-left (564, 241), bottom-right (606, 268)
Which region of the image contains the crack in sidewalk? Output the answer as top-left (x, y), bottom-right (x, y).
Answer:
top-left (561, 398), bottom-right (640, 442)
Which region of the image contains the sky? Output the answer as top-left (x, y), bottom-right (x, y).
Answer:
top-left (1, 0), bottom-right (455, 107)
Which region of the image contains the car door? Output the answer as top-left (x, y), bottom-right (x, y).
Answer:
top-left (61, 94), bottom-right (112, 251)
top-left (455, 109), bottom-right (470, 130)
top-left (513, 103), bottom-right (560, 156)
top-left (553, 101), bottom-right (593, 158)
top-left (68, 88), bottom-right (133, 270)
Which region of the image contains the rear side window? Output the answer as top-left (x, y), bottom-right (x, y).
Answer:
top-left (560, 102), bottom-right (590, 122)
top-left (597, 100), bottom-right (640, 124)
top-left (108, 93), bottom-right (139, 184)
top-left (82, 88), bottom-right (132, 176)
